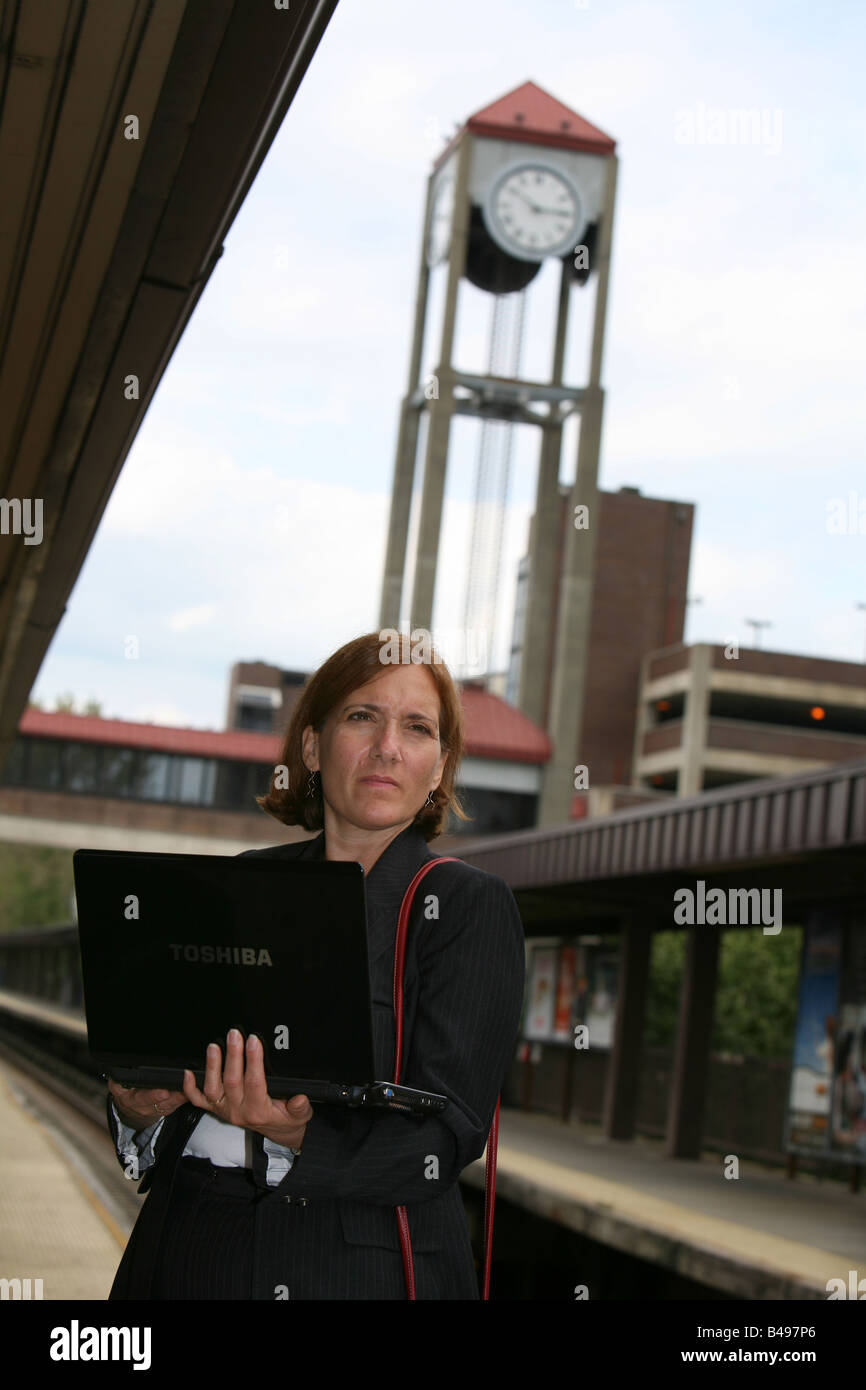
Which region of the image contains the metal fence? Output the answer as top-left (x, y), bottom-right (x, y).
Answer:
top-left (504, 1042), bottom-right (801, 1169)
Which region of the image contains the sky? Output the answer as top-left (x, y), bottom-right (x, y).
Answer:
top-left (32, 0), bottom-right (866, 729)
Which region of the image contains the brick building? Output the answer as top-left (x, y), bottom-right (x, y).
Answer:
top-left (507, 483), bottom-right (695, 816)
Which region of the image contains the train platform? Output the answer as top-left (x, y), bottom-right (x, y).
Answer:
top-left (1, 1046), bottom-right (862, 1302)
top-left (463, 1108), bottom-right (866, 1300)
top-left (0, 1059), bottom-right (125, 1300)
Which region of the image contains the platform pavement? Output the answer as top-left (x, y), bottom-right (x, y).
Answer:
top-left (463, 1107), bottom-right (866, 1299)
top-left (1, 1057), bottom-right (862, 1302)
top-left (0, 1061), bottom-right (124, 1300)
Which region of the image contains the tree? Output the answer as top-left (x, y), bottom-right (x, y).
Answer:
top-left (46, 694), bottom-right (103, 716)
top-left (0, 843), bottom-right (74, 935)
top-left (645, 927), bottom-right (802, 1059)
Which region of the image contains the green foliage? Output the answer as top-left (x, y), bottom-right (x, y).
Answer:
top-left (0, 843), bottom-right (75, 934)
top-left (644, 931), bottom-right (685, 1048)
top-left (29, 694), bottom-right (103, 714)
top-left (645, 926), bottom-right (803, 1059)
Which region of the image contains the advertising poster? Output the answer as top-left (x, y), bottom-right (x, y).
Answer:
top-left (553, 945), bottom-right (577, 1040)
top-left (784, 916), bottom-right (841, 1155)
top-left (585, 950), bottom-right (617, 1049)
top-left (523, 942), bottom-right (620, 1046)
top-left (830, 1003), bottom-right (866, 1160)
top-left (525, 946), bottom-right (557, 1040)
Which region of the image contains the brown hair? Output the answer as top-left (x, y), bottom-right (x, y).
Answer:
top-left (255, 631), bottom-right (471, 841)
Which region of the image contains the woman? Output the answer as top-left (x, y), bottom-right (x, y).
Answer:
top-left (106, 631), bottom-right (526, 1299)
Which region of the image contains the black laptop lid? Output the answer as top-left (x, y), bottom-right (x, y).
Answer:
top-left (72, 849), bottom-right (375, 1085)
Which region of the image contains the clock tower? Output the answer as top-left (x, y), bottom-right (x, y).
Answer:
top-left (379, 81), bottom-right (618, 827)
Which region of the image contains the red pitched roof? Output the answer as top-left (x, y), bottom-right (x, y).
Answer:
top-left (463, 80), bottom-right (616, 157)
top-left (19, 690), bottom-right (551, 766)
top-left (18, 708), bottom-right (277, 763)
top-left (457, 683), bottom-right (551, 763)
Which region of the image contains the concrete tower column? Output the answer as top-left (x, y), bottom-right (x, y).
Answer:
top-left (538, 156), bottom-right (619, 825)
top-left (679, 644), bottom-right (712, 796)
top-left (379, 175), bottom-right (435, 630)
top-left (408, 134), bottom-right (473, 631)
top-left (518, 258), bottom-right (573, 728)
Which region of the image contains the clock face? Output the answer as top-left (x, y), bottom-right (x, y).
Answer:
top-left (483, 162), bottom-right (583, 262)
top-left (426, 174), bottom-right (456, 267)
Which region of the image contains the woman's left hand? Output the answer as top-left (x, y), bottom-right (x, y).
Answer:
top-left (182, 1029), bottom-right (313, 1149)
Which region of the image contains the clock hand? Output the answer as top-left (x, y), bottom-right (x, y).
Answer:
top-left (507, 188), bottom-right (572, 220)
top-left (507, 187), bottom-right (544, 215)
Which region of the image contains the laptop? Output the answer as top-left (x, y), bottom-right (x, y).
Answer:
top-left (71, 848), bottom-right (447, 1115)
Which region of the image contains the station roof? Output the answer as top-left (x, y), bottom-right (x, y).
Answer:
top-left (456, 683), bottom-right (551, 763)
top-left (453, 755), bottom-right (866, 932)
top-left (17, 685), bottom-right (552, 766)
top-left (0, 0), bottom-right (339, 777)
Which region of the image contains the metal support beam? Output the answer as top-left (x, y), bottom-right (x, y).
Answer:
top-left (603, 919), bottom-right (653, 1140)
top-left (665, 922), bottom-right (721, 1158)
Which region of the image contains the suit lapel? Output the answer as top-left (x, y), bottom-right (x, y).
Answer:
top-left (362, 824), bottom-right (438, 970)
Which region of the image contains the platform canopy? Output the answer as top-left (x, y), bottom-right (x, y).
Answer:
top-left (456, 756), bottom-right (866, 931)
top-left (0, 0), bottom-right (339, 773)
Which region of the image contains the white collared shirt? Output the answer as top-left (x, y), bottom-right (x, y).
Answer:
top-left (111, 1102), bottom-right (296, 1187)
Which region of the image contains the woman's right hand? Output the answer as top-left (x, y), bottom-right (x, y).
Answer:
top-left (107, 1078), bottom-right (187, 1129)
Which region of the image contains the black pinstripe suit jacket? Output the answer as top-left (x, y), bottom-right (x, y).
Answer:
top-left (107, 821), bottom-right (526, 1299)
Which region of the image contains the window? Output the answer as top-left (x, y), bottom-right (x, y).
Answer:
top-left (136, 753), bottom-right (171, 801)
top-left (99, 747), bottom-right (137, 798)
top-left (237, 703), bottom-right (274, 733)
top-left (27, 739), bottom-right (64, 790)
top-left (0, 738), bottom-right (28, 785)
top-left (175, 757), bottom-right (206, 804)
top-left (447, 787), bottom-right (537, 836)
top-left (65, 743), bottom-right (101, 793)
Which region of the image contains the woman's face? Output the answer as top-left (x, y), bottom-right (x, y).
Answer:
top-left (302, 662), bottom-right (448, 835)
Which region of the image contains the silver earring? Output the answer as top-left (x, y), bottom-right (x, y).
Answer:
top-left (424, 790), bottom-right (434, 808)
top-left (307, 770), bottom-right (318, 798)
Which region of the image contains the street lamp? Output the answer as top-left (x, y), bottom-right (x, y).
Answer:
top-left (744, 619), bottom-right (773, 650)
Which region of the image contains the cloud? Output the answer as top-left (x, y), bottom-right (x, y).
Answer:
top-left (127, 702), bottom-right (203, 728)
top-left (167, 604), bottom-right (219, 633)
top-left (32, 0), bottom-right (866, 726)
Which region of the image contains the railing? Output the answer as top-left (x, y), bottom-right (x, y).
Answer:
top-left (505, 1042), bottom-right (807, 1173)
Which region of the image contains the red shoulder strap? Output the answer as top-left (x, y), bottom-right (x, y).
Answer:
top-left (392, 856), bottom-right (500, 1301)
